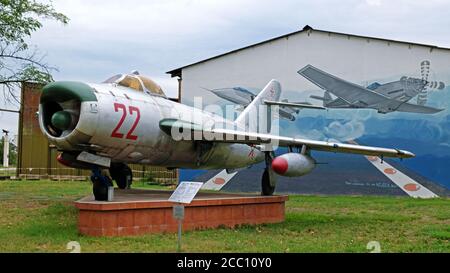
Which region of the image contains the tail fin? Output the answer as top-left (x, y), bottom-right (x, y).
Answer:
top-left (234, 79), bottom-right (281, 132)
top-left (323, 91), bottom-right (332, 102)
top-left (310, 91), bottom-right (332, 107)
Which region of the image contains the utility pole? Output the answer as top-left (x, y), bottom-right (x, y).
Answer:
top-left (2, 129), bottom-right (9, 167)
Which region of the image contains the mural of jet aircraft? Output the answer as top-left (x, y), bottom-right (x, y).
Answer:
top-left (206, 86), bottom-right (323, 121)
top-left (299, 64), bottom-right (445, 114)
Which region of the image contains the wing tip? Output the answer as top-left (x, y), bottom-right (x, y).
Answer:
top-left (398, 149), bottom-right (415, 158)
top-left (297, 64), bottom-right (314, 75)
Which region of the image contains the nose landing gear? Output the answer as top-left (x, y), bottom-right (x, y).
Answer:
top-left (91, 167), bottom-right (113, 201)
top-left (90, 163), bottom-right (133, 201)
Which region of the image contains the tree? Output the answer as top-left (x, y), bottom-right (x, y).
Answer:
top-left (0, 0), bottom-right (69, 104)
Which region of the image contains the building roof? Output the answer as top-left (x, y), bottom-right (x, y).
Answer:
top-left (166, 25), bottom-right (449, 78)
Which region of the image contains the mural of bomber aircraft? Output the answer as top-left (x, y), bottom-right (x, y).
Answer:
top-left (299, 61), bottom-right (446, 114)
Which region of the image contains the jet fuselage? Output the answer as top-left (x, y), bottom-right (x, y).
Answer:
top-left (39, 82), bottom-right (264, 170)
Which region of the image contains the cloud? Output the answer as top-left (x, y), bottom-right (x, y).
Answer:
top-left (0, 111), bottom-right (19, 137)
top-left (365, 0), bottom-right (382, 6)
top-left (324, 120), bottom-right (365, 141)
top-left (29, 0), bottom-right (450, 87)
top-left (279, 116), bottom-right (363, 142)
top-left (3, 0), bottom-right (450, 135)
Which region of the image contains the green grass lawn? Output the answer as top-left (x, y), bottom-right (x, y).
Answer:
top-left (0, 180), bottom-right (448, 253)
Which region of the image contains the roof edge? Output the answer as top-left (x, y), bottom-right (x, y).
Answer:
top-left (167, 25), bottom-right (448, 77)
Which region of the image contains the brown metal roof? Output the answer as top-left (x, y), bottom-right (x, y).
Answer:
top-left (166, 25), bottom-right (449, 78)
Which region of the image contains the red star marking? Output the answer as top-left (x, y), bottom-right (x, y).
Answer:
top-left (248, 148), bottom-right (255, 159)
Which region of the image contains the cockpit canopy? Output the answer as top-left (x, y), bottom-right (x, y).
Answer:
top-left (103, 71), bottom-right (166, 97)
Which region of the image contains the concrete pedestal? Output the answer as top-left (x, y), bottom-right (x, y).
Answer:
top-left (74, 189), bottom-right (288, 236)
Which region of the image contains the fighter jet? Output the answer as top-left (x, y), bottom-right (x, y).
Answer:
top-left (205, 86), bottom-right (321, 121)
top-left (299, 63), bottom-right (445, 114)
top-left (38, 71), bottom-right (414, 200)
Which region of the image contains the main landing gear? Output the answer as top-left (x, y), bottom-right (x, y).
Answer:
top-left (261, 152), bottom-right (277, 196)
top-left (261, 168), bottom-right (276, 196)
top-left (109, 162), bottom-right (133, 189)
top-left (90, 163), bottom-right (133, 201)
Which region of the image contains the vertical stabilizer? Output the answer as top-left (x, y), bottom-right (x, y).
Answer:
top-left (234, 80), bottom-right (281, 132)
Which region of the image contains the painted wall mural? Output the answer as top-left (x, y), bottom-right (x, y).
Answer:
top-left (179, 31), bottom-right (450, 193)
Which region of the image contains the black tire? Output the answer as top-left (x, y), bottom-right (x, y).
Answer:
top-left (261, 168), bottom-right (275, 196)
top-left (92, 176), bottom-right (113, 201)
top-left (109, 163), bottom-right (132, 189)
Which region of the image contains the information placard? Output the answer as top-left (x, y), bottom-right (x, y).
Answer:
top-left (168, 181), bottom-right (203, 204)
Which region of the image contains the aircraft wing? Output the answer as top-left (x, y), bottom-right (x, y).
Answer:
top-left (298, 65), bottom-right (388, 106)
top-left (394, 102), bottom-right (444, 114)
top-left (206, 87), bottom-right (254, 106)
top-left (159, 119), bottom-right (414, 159)
top-left (325, 97), bottom-right (350, 108)
top-left (264, 100), bottom-right (325, 110)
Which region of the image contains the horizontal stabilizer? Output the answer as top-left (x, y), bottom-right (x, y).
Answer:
top-left (310, 95), bottom-right (326, 101)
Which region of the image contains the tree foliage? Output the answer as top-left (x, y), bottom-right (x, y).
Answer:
top-left (0, 0), bottom-right (69, 104)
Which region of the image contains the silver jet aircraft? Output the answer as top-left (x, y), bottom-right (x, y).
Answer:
top-left (38, 72), bottom-right (414, 200)
top-left (299, 64), bottom-right (445, 114)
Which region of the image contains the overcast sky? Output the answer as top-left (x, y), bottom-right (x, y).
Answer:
top-left (2, 0), bottom-right (450, 136)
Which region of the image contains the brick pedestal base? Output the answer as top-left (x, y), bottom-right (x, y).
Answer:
top-left (74, 189), bottom-right (288, 236)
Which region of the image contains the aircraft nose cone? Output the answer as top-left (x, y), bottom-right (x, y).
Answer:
top-left (272, 157), bottom-right (288, 175)
top-left (51, 111), bottom-right (72, 131)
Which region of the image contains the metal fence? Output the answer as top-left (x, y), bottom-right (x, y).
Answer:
top-left (0, 167), bottom-right (16, 179)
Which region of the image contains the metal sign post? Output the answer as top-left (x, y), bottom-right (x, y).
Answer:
top-left (169, 182), bottom-right (203, 252)
top-left (173, 204), bottom-right (185, 252)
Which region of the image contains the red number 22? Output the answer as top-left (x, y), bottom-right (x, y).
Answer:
top-left (111, 103), bottom-right (140, 140)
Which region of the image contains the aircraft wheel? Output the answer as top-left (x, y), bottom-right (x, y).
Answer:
top-left (110, 163), bottom-right (132, 189)
top-left (261, 168), bottom-right (275, 196)
top-left (91, 172), bottom-right (113, 201)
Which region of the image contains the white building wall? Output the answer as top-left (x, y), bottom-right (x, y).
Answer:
top-left (181, 30), bottom-right (450, 113)
top-left (178, 30), bottom-right (450, 189)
